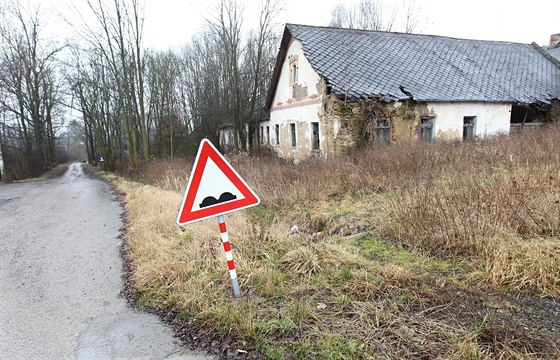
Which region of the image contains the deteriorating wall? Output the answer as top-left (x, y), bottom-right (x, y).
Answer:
top-left (549, 99), bottom-right (560, 123)
top-left (321, 95), bottom-right (431, 154)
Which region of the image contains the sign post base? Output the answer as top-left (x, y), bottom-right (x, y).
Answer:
top-left (217, 215), bottom-right (240, 297)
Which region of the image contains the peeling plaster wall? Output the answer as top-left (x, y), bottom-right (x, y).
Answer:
top-left (263, 38), bottom-right (325, 161)
top-left (271, 39), bottom-right (321, 106)
top-left (266, 104), bottom-right (323, 160)
top-left (427, 102), bottom-right (512, 139)
top-left (321, 96), bottom-right (431, 152)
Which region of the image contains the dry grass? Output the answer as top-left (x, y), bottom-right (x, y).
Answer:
top-left (115, 128), bottom-right (560, 359)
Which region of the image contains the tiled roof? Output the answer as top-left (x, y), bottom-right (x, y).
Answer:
top-left (548, 46), bottom-right (560, 62)
top-left (287, 24), bottom-right (560, 104)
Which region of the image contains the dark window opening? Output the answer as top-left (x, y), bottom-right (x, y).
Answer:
top-left (260, 126), bottom-right (264, 144)
top-left (275, 124), bottom-right (279, 145)
top-left (510, 105), bottom-right (546, 133)
top-left (510, 106), bottom-right (539, 124)
top-left (463, 116), bottom-right (476, 140)
top-left (290, 123), bottom-right (296, 148)
top-left (311, 122), bottom-right (320, 150)
top-left (375, 118), bottom-right (391, 144)
top-left (266, 126), bottom-right (270, 145)
top-left (419, 116), bottom-right (434, 141)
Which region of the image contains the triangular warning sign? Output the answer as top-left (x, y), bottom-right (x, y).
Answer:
top-left (177, 139), bottom-right (260, 225)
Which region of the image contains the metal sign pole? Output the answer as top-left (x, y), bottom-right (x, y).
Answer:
top-left (217, 215), bottom-right (240, 297)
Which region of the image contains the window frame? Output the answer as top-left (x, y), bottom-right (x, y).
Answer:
top-left (463, 116), bottom-right (476, 140)
top-left (311, 122), bottom-right (320, 151)
top-left (374, 118), bottom-right (391, 144)
top-left (419, 116), bottom-right (434, 141)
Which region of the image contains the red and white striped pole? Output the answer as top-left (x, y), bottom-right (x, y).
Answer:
top-left (217, 215), bottom-right (240, 297)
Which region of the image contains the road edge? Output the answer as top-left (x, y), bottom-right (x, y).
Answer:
top-left (82, 165), bottom-right (249, 360)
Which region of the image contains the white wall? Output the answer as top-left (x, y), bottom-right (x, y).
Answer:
top-left (271, 38), bottom-right (322, 106)
top-left (263, 38), bottom-right (325, 160)
top-left (427, 102), bottom-right (512, 140)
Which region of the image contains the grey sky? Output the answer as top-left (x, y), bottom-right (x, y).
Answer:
top-left (141, 0), bottom-right (560, 49)
top-left (26, 0), bottom-right (560, 50)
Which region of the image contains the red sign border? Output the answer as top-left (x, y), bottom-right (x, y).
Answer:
top-left (177, 139), bottom-right (260, 225)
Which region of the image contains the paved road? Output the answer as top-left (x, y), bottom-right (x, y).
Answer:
top-left (0, 163), bottom-right (212, 360)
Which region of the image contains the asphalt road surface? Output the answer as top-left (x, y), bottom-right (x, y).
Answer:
top-left (0, 163), bottom-right (212, 360)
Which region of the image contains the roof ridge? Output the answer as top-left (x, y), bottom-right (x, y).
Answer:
top-left (286, 23), bottom-right (532, 46)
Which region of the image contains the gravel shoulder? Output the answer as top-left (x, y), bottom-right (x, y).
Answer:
top-left (0, 163), bottom-right (213, 360)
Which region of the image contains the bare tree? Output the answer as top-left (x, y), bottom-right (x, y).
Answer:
top-left (68, 0), bottom-right (281, 164)
top-left (0, 1), bottom-right (64, 179)
top-left (202, 0), bottom-right (281, 151)
top-left (402, 0), bottom-right (421, 34)
top-left (71, 0), bottom-right (150, 169)
top-left (329, 0), bottom-right (420, 33)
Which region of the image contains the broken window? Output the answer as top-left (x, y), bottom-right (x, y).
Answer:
top-left (311, 122), bottom-right (320, 150)
top-left (510, 105), bottom-right (546, 134)
top-left (463, 116), bottom-right (476, 140)
top-left (510, 105), bottom-right (539, 124)
top-left (290, 123), bottom-right (296, 148)
top-left (275, 124), bottom-right (280, 145)
top-left (375, 118), bottom-right (391, 144)
top-left (266, 126), bottom-right (270, 145)
top-left (419, 116), bottom-right (434, 141)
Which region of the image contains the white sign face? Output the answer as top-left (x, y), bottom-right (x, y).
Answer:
top-left (190, 157), bottom-right (246, 213)
top-left (177, 139), bottom-right (260, 225)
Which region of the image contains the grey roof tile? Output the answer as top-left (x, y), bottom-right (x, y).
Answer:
top-left (548, 47), bottom-right (560, 61)
top-left (287, 24), bottom-right (560, 104)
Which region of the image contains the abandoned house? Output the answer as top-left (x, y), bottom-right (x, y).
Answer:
top-left (259, 24), bottom-right (560, 161)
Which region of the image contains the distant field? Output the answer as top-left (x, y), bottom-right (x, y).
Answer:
top-left (111, 129), bottom-right (560, 359)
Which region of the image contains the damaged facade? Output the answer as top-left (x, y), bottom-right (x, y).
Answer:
top-left (260, 25), bottom-right (560, 161)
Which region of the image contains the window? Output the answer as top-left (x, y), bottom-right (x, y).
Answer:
top-left (289, 62), bottom-right (298, 84)
top-left (419, 116), bottom-right (434, 141)
top-left (375, 118), bottom-right (391, 144)
top-left (463, 116), bottom-right (476, 140)
top-left (275, 124), bottom-right (280, 145)
top-left (311, 122), bottom-right (320, 150)
top-left (289, 56), bottom-right (299, 98)
top-left (260, 126), bottom-right (264, 144)
top-left (290, 123), bottom-right (296, 148)
top-left (266, 126), bottom-right (270, 145)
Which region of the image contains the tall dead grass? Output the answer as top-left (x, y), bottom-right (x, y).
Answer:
top-left (142, 129), bottom-right (560, 297)
top-left (124, 129), bottom-right (560, 357)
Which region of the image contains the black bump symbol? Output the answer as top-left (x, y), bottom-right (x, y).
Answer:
top-left (199, 192), bottom-right (237, 208)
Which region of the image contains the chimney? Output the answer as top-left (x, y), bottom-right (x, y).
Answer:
top-left (550, 33), bottom-right (560, 49)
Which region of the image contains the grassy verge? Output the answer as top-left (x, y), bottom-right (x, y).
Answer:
top-left (111, 129), bottom-right (560, 359)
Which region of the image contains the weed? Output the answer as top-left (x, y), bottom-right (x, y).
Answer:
top-left (264, 345), bottom-right (287, 359)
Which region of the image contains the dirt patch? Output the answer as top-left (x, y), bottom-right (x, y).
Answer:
top-left (414, 283), bottom-right (560, 358)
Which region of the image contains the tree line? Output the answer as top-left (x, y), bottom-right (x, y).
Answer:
top-left (0, 0), bottom-right (420, 180)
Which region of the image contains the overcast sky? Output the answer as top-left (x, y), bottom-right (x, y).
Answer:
top-left (141, 0), bottom-right (560, 49)
top-left (36, 0), bottom-right (560, 50)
